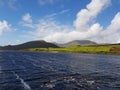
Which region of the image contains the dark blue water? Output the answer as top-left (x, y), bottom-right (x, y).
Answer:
top-left (0, 51), bottom-right (120, 90)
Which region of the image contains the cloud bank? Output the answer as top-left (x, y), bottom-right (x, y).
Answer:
top-left (24, 0), bottom-right (120, 44)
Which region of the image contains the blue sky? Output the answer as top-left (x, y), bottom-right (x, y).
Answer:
top-left (0, 0), bottom-right (120, 45)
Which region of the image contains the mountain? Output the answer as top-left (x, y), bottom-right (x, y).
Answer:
top-left (1, 40), bottom-right (59, 50)
top-left (57, 40), bottom-right (97, 47)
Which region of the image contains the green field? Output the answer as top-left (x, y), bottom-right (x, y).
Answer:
top-left (24, 44), bottom-right (120, 55)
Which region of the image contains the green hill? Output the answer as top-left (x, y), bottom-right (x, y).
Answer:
top-left (0, 40), bottom-right (59, 50)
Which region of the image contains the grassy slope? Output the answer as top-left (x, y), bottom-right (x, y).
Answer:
top-left (24, 44), bottom-right (120, 55)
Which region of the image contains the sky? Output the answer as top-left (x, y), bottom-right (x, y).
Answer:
top-left (0, 0), bottom-right (120, 45)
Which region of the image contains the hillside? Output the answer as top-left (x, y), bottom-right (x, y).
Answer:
top-left (0, 40), bottom-right (59, 50)
top-left (57, 40), bottom-right (97, 47)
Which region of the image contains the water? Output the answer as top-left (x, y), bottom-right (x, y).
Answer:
top-left (0, 51), bottom-right (120, 90)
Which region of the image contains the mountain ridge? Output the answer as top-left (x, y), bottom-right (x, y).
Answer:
top-left (0, 40), bottom-right (59, 50)
top-left (56, 40), bottom-right (97, 47)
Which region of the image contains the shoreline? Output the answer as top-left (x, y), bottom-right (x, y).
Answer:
top-left (22, 49), bottom-right (120, 56)
top-left (0, 47), bottom-right (120, 56)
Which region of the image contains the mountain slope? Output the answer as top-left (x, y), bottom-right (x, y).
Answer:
top-left (57, 40), bottom-right (97, 47)
top-left (1, 40), bottom-right (59, 50)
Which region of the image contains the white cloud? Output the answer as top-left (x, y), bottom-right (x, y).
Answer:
top-left (102, 12), bottom-right (120, 35)
top-left (46, 9), bottom-right (70, 18)
top-left (74, 0), bottom-right (110, 31)
top-left (22, 13), bottom-right (32, 23)
top-left (38, 0), bottom-right (55, 5)
top-left (43, 0), bottom-right (111, 43)
top-left (25, 0), bottom-right (120, 44)
top-left (28, 19), bottom-right (73, 40)
top-left (98, 12), bottom-right (120, 43)
top-left (43, 23), bottom-right (103, 43)
top-left (59, 9), bottom-right (70, 14)
top-left (21, 13), bottom-right (34, 28)
top-left (0, 20), bottom-right (11, 36)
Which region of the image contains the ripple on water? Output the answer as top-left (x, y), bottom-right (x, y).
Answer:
top-left (0, 51), bottom-right (120, 90)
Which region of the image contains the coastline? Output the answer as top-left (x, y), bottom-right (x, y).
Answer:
top-left (23, 49), bottom-right (120, 56)
top-left (23, 45), bottom-right (120, 55)
top-left (1, 44), bottom-right (120, 55)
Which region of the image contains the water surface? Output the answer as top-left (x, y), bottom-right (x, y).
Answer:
top-left (0, 51), bottom-right (120, 90)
